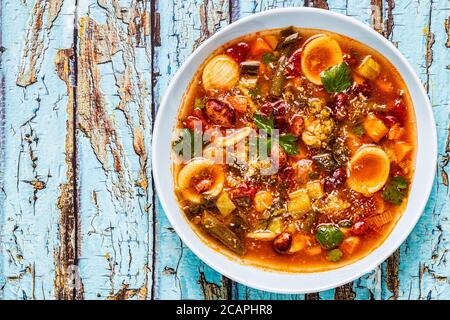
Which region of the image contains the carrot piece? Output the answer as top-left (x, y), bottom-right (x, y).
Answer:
top-left (264, 35), bottom-right (278, 50)
top-left (340, 236), bottom-right (360, 256)
top-left (388, 124), bottom-right (405, 140)
top-left (250, 37), bottom-right (273, 56)
top-left (363, 113), bottom-right (388, 142)
top-left (394, 141), bottom-right (413, 162)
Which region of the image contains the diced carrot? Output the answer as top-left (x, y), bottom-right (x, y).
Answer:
top-left (250, 37), bottom-right (273, 56)
top-left (226, 95), bottom-right (248, 113)
top-left (363, 113), bottom-right (388, 142)
top-left (394, 141), bottom-right (413, 162)
top-left (340, 236), bottom-right (360, 256)
top-left (264, 35), bottom-right (278, 50)
top-left (388, 124), bottom-right (405, 140)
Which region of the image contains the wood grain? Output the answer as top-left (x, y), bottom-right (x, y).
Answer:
top-left (0, 0), bottom-right (448, 300)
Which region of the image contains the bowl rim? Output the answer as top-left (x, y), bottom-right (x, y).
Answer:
top-left (152, 7), bottom-right (437, 294)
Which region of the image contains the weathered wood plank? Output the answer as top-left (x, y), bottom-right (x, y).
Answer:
top-left (0, 0), bottom-right (75, 299)
top-left (152, 0), bottom-right (232, 300)
top-left (383, 0), bottom-right (450, 300)
top-left (73, 0), bottom-right (153, 300)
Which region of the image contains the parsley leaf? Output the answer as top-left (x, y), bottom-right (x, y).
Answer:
top-left (278, 134), bottom-right (299, 155)
top-left (383, 176), bottom-right (409, 205)
top-left (262, 52), bottom-right (277, 65)
top-left (253, 114), bottom-right (299, 155)
top-left (253, 113), bottom-right (274, 134)
top-left (320, 62), bottom-right (353, 93)
top-left (352, 124), bottom-right (365, 137)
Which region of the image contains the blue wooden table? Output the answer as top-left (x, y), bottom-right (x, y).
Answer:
top-left (0, 0), bottom-right (448, 300)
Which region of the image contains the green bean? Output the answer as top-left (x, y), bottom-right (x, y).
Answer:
top-left (201, 212), bottom-right (246, 256)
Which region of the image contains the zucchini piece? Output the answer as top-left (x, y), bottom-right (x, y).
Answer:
top-left (240, 61), bottom-right (260, 76)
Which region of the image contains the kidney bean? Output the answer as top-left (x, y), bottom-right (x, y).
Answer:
top-left (225, 42), bottom-right (250, 62)
top-left (331, 93), bottom-right (349, 121)
top-left (205, 99), bottom-right (236, 128)
top-left (285, 48), bottom-right (302, 77)
top-left (351, 81), bottom-right (372, 97)
top-left (323, 167), bottom-right (347, 193)
top-left (351, 221), bottom-right (369, 235)
top-left (260, 102), bottom-right (273, 115)
top-left (273, 232), bottom-right (292, 254)
top-left (270, 143), bottom-right (287, 168)
top-left (391, 98), bottom-right (407, 124)
top-left (289, 115), bottom-right (304, 136)
top-left (378, 114), bottom-right (399, 128)
top-left (272, 100), bottom-right (288, 116)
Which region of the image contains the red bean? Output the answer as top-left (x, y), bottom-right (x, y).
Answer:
top-left (331, 93), bottom-right (348, 121)
top-left (351, 221), bottom-right (369, 235)
top-left (270, 143), bottom-right (287, 168)
top-left (225, 42), bottom-right (250, 62)
top-left (204, 99), bottom-right (236, 128)
top-left (323, 167), bottom-right (347, 193)
top-left (285, 49), bottom-right (302, 77)
top-left (391, 99), bottom-right (407, 124)
top-left (273, 232), bottom-right (292, 254)
top-left (228, 184), bottom-right (257, 199)
top-left (289, 115), bottom-right (304, 136)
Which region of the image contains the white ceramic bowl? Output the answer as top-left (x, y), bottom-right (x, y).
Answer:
top-left (152, 8), bottom-right (437, 294)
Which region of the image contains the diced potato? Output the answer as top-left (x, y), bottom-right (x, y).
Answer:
top-left (306, 180), bottom-right (324, 199)
top-left (346, 132), bottom-right (363, 155)
top-left (363, 113), bottom-right (388, 142)
top-left (216, 192), bottom-right (236, 216)
top-left (288, 234), bottom-right (308, 253)
top-left (357, 55), bottom-right (381, 80)
top-left (254, 191), bottom-right (273, 212)
top-left (305, 245), bottom-right (322, 256)
top-left (268, 217), bottom-right (284, 234)
top-left (264, 35), bottom-right (278, 50)
top-left (340, 236), bottom-right (360, 255)
top-left (388, 124), bottom-right (405, 140)
top-left (288, 189), bottom-right (312, 217)
top-left (226, 95), bottom-right (248, 113)
top-left (247, 230), bottom-right (276, 241)
top-left (250, 37), bottom-right (273, 55)
top-left (394, 141), bottom-right (413, 162)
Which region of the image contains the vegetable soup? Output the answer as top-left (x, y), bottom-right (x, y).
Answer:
top-left (171, 27), bottom-right (416, 272)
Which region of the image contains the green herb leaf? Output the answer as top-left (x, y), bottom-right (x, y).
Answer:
top-left (278, 134), bottom-right (298, 155)
top-left (320, 62), bottom-right (353, 93)
top-left (352, 124), bottom-right (365, 138)
top-left (327, 248), bottom-right (343, 262)
top-left (383, 176), bottom-right (409, 205)
top-left (194, 97), bottom-right (206, 109)
top-left (253, 113), bottom-right (274, 134)
top-left (262, 52), bottom-right (277, 65)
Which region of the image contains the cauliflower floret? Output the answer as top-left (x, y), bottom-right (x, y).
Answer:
top-left (301, 98), bottom-right (335, 149)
